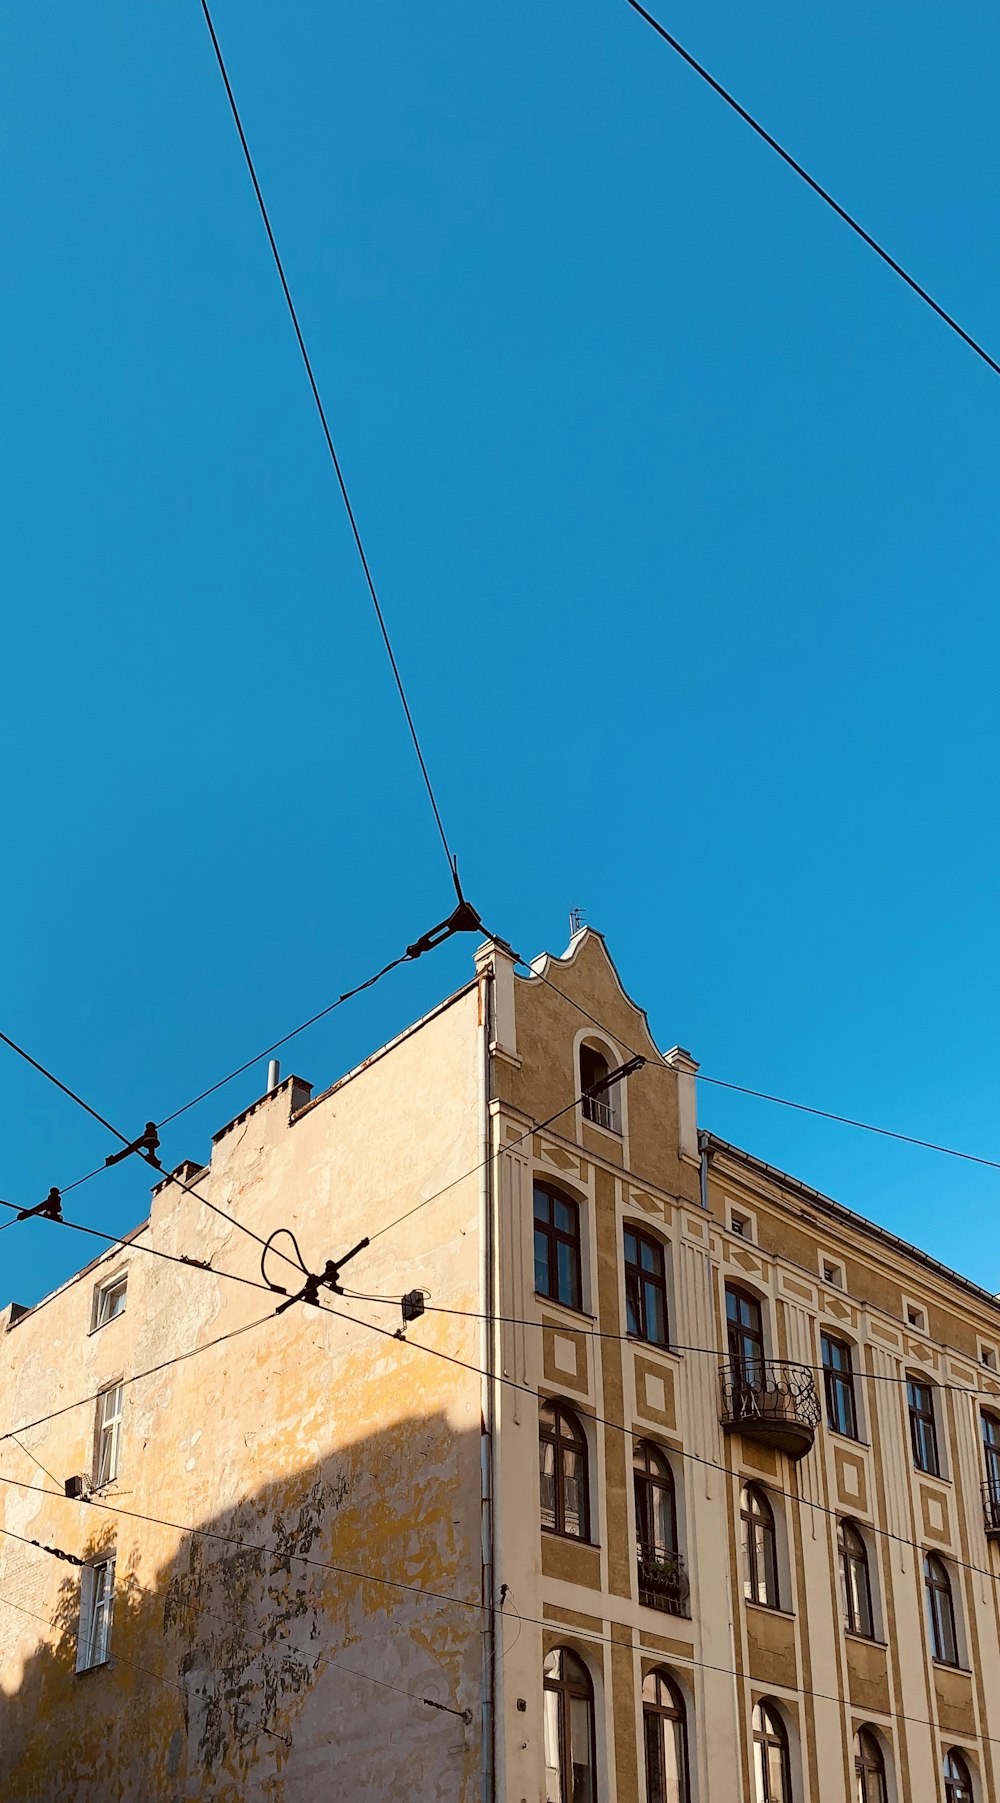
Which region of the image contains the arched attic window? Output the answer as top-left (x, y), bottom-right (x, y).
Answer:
top-left (580, 1041), bottom-right (620, 1133)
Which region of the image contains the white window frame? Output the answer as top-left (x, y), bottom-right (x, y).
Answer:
top-left (726, 1201), bottom-right (756, 1243)
top-left (819, 1252), bottom-right (846, 1290)
top-left (93, 1272), bottom-right (127, 1331)
top-left (94, 1382), bottom-right (123, 1487)
top-left (76, 1556), bottom-right (115, 1672)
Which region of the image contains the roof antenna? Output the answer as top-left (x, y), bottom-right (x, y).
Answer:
top-left (569, 906), bottom-right (585, 937)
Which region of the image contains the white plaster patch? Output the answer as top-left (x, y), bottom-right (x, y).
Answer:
top-left (185, 1457), bottom-right (196, 1472)
top-left (840, 1463), bottom-right (860, 1498)
top-left (644, 1372), bottom-right (666, 1413)
top-left (552, 1334), bottom-right (577, 1376)
top-left (926, 1496), bottom-right (945, 1532)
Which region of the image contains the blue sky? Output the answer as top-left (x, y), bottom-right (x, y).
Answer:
top-left (2, 0), bottom-right (998, 1309)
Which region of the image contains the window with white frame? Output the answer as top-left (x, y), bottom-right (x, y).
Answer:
top-left (77, 1556), bottom-right (115, 1672)
top-left (93, 1273), bottom-right (127, 1329)
top-left (95, 1382), bottom-right (123, 1487)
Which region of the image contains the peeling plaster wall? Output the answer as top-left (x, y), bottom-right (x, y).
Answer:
top-left (0, 981), bottom-right (486, 1802)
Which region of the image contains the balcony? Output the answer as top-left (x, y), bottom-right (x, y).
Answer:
top-left (983, 1479), bottom-right (1000, 1538)
top-left (719, 1359), bottom-right (820, 1461)
top-left (636, 1543), bottom-right (690, 1616)
top-left (582, 1092), bottom-right (614, 1132)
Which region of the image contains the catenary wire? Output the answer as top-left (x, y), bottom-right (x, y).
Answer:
top-left (195, 0), bottom-right (459, 892)
top-left (0, 1573), bottom-right (290, 1744)
top-left (319, 1300), bottom-right (1000, 1591)
top-left (519, 955), bottom-right (1000, 1175)
top-left (155, 948), bottom-right (413, 1129)
top-left (619, 0), bottom-right (1000, 380)
top-left (0, 1197), bottom-right (292, 1303)
top-left (339, 1292), bottom-right (1000, 1404)
top-left (0, 1312), bottom-right (278, 1448)
top-left (1, 1471), bottom-right (997, 1751)
top-left (0, 1520), bottom-right (466, 1731)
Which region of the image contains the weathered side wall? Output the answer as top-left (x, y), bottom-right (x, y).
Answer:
top-left (0, 980), bottom-right (486, 1803)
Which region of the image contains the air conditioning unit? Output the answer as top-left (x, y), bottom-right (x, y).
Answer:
top-left (64, 1475), bottom-right (88, 1501)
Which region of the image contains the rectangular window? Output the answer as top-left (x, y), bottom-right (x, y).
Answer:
top-left (533, 1184), bottom-right (582, 1312)
top-left (77, 1558), bottom-right (115, 1672)
top-left (95, 1383), bottom-right (123, 1487)
top-left (908, 1378), bottom-right (940, 1476)
top-left (93, 1274), bottom-right (127, 1329)
top-left (822, 1334), bottom-right (859, 1439)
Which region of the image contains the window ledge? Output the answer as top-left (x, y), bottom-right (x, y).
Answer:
top-left (88, 1314), bottom-right (126, 1337)
top-left (76, 1659), bottom-right (113, 1679)
top-left (913, 1467), bottom-right (951, 1485)
top-left (581, 1116), bottom-right (622, 1143)
top-left (744, 1600), bottom-right (795, 1620)
top-left (627, 1335), bottom-right (684, 1365)
top-left (932, 1658), bottom-right (970, 1674)
top-left (844, 1631), bottom-right (887, 1647)
top-left (825, 1428), bottom-right (868, 1448)
top-left (535, 1294), bottom-right (596, 1326)
top-left (541, 1525), bottom-right (601, 1549)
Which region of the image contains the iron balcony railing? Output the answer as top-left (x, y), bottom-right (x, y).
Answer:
top-left (720, 1359), bottom-right (822, 1437)
top-left (636, 1543), bottom-right (690, 1617)
top-left (982, 1478), bottom-right (1000, 1536)
top-left (582, 1092), bottom-right (614, 1131)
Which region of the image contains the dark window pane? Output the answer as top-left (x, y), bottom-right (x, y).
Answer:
top-left (535, 1230), bottom-right (551, 1298)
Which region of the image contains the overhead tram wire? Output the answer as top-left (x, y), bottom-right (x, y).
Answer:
top-left (337, 1290), bottom-right (1000, 1405)
top-left (515, 953), bottom-right (1000, 1175)
top-left (0, 1524), bottom-right (468, 1735)
top-left (194, 0), bottom-right (461, 899)
top-left (619, 0), bottom-right (1000, 381)
top-left (0, 903), bottom-right (482, 1278)
top-left (318, 1299), bottom-right (1000, 1592)
top-left (2, 1472), bottom-right (998, 1751)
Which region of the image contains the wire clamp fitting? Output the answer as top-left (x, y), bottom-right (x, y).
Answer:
top-left (405, 898), bottom-right (484, 962)
top-left (16, 1187), bottom-right (63, 1223)
top-left (105, 1122), bottom-right (161, 1170)
top-left (583, 1054), bottom-right (645, 1103)
top-left (261, 1227), bottom-right (371, 1316)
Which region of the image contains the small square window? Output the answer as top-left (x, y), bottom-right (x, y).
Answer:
top-left (820, 1255), bottom-right (846, 1290)
top-left (979, 1342), bottom-right (998, 1372)
top-left (904, 1301), bottom-right (927, 1334)
top-left (93, 1274), bottom-right (127, 1330)
top-left (729, 1209), bottom-right (753, 1241)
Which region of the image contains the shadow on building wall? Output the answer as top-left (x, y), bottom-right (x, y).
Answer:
top-left (0, 1409), bottom-right (484, 1803)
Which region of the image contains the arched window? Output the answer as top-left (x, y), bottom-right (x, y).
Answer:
top-left (543, 1647), bottom-right (596, 1803)
top-left (981, 1412), bottom-right (1000, 1524)
top-left (943, 1749), bottom-right (974, 1803)
top-left (854, 1729), bottom-right (887, 1803)
top-left (624, 1227), bottom-right (669, 1346)
top-left (642, 1668), bottom-right (689, 1803)
top-left (924, 1553), bottom-right (959, 1665)
top-left (726, 1285), bottom-right (766, 1391)
top-left (752, 1700), bottom-right (791, 1802)
top-left (539, 1402), bottom-right (590, 1540)
top-left (907, 1376), bottom-right (940, 1476)
top-left (580, 1042), bottom-right (619, 1132)
top-left (634, 1443), bottom-right (687, 1615)
top-left (838, 1520), bottom-right (874, 1639)
top-left (741, 1482), bottom-right (779, 1607)
top-left (534, 1182), bottom-right (583, 1310)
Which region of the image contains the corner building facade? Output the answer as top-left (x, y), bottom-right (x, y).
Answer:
top-left (1, 928), bottom-right (998, 1802)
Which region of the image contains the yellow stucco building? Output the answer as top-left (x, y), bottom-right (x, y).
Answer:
top-left (1, 929), bottom-right (998, 1801)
